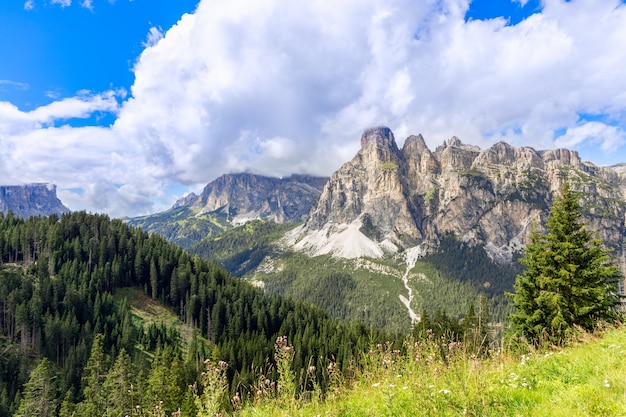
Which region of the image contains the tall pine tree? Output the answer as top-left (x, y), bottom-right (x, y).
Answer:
top-left (509, 181), bottom-right (622, 345)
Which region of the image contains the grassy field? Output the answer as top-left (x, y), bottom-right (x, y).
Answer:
top-left (236, 325), bottom-right (626, 416)
top-left (114, 287), bottom-right (197, 352)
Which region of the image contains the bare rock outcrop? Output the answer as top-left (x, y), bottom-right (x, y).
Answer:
top-left (291, 127), bottom-right (626, 266)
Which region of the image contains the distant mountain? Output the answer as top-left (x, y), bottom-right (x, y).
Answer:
top-left (129, 173), bottom-right (328, 248)
top-left (177, 173), bottom-right (329, 224)
top-left (0, 183), bottom-right (70, 218)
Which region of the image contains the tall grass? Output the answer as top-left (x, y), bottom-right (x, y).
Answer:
top-left (233, 326), bottom-right (626, 416)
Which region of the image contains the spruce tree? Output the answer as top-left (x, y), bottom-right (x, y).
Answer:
top-left (75, 334), bottom-right (108, 417)
top-left (14, 358), bottom-right (58, 417)
top-left (509, 181), bottom-right (622, 345)
top-left (102, 348), bottom-right (134, 417)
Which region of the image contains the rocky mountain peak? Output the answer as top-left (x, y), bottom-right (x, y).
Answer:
top-left (402, 134), bottom-right (428, 153)
top-left (447, 136), bottom-right (463, 147)
top-left (360, 126), bottom-right (398, 152)
top-left (403, 134), bottom-right (440, 175)
top-left (0, 183), bottom-right (70, 218)
top-left (172, 173), bottom-right (328, 224)
top-left (540, 148), bottom-right (583, 168)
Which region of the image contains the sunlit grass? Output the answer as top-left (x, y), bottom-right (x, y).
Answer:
top-left (236, 326), bottom-right (626, 416)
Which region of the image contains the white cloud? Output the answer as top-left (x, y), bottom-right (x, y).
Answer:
top-left (3, 0), bottom-right (626, 217)
top-left (81, 0), bottom-right (93, 11)
top-left (23, 0), bottom-right (34, 10)
top-left (51, 0), bottom-right (72, 7)
top-left (555, 122), bottom-right (626, 153)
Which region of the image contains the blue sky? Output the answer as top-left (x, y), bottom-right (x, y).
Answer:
top-left (1, 0), bottom-right (625, 217)
top-left (0, 0), bottom-right (198, 111)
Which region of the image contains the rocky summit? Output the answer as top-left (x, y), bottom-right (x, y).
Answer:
top-left (173, 173), bottom-right (328, 224)
top-left (287, 127), bottom-right (626, 267)
top-left (0, 183), bottom-right (70, 218)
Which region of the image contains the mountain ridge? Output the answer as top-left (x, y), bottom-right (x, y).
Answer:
top-left (288, 127), bottom-right (626, 268)
top-left (129, 173), bottom-right (329, 248)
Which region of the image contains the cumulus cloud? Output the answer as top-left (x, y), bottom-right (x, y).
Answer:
top-left (3, 0), bottom-right (626, 217)
top-left (556, 122), bottom-right (625, 153)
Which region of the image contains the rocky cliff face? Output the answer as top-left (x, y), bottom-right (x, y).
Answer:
top-left (176, 173), bottom-right (329, 224)
top-left (0, 183), bottom-right (70, 218)
top-left (288, 127), bottom-right (626, 266)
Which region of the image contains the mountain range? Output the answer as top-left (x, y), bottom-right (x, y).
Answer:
top-left (7, 127), bottom-right (625, 331)
top-left (135, 126), bottom-right (626, 268)
top-left (127, 127), bottom-right (626, 331)
top-left (291, 127), bottom-right (626, 264)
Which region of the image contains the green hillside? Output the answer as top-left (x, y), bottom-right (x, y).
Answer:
top-left (127, 206), bottom-right (232, 249)
top-left (190, 220), bottom-right (298, 276)
top-left (190, 222), bottom-right (519, 332)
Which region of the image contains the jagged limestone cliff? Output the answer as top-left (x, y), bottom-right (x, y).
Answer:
top-left (0, 183), bottom-right (70, 218)
top-left (288, 127), bottom-right (626, 268)
top-left (178, 173), bottom-right (328, 224)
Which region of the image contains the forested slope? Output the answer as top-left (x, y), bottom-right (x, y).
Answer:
top-left (0, 211), bottom-right (386, 416)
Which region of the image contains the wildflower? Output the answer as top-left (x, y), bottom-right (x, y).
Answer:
top-left (373, 382), bottom-right (380, 387)
top-left (439, 389), bottom-right (451, 394)
top-left (604, 380), bottom-right (611, 388)
top-left (327, 361), bottom-right (337, 374)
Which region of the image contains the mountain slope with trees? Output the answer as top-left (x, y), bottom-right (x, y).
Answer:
top-left (0, 211), bottom-right (388, 416)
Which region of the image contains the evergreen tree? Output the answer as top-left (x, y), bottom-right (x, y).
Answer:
top-left (75, 334), bottom-right (108, 417)
top-left (509, 181), bottom-right (622, 345)
top-left (13, 358), bottom-right (58, 417)
top-left (144, 348), bottom-right (184, 416)
top-left (102, 348), bottom-right (134, 417)
top-left (58, 390), bottom-right (75, 417)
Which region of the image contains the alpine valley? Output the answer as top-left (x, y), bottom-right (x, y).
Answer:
top-left (2, 126), bottom-right (626, 416)
top-left (131, 127), bottom-right (626, 332)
